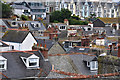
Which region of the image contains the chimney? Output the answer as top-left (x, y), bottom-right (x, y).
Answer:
top-left (40, 46), bottom-right (48, 60)
top-left (64, 19), bottom-right (69, 25)
top-left (118, 44), bottom-right (120, 57)
top-left (32, 42), bottom-right (48, 60)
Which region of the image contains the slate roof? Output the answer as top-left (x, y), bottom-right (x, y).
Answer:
top-left (2, 30), bottom-right (29, 43)
top-left (48, 55), bottom-right (77, 73)
top-left (103, 27), bottom-right (120, 37)
top-left (0, 50), bottom-right (52, 79)
top-left (12, 4), bottom-right (29, 10)
top-left (93, 19), bottom-right (105, 27)
top-left (37, 39), bottom-right (65, 51)
top-left (69, 54), bottom-right (97, 75)
top-left (2, 20), bottom-right (46, 31)
top-left (66, 47), bottom-right (90, 54)
top-left (37, 39), bottom-right (54, 50)
top-left (0, 40), bottom-right (9, 47)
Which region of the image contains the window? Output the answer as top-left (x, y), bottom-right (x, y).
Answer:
top-left (0, 56), bottom-right (7, 70)
top-left (87, 62), bottom-right (90, 67)
top-left (29, 58), bottom-right (38, 66)
top-left (90, 61), bottom-right (98, 70)
top-left (60, 26), bottom-right (65, 30)
top-left (88, 28), bottom-right (91, 31)
top-left (12, 22), bottom-right (16, 25)
top-left (112, 10), bottom-right (114, 13)
top-left (79, 48), bottom-right (85, 50)
top-left (36, 24), bottom-right (39, 28)
top-left (21, 54), bottom-right (39, 68)
top-left (70, 4), bottom-right (73, 9)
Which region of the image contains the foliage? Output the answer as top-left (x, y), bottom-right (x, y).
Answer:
top-left (53, 20), bottom-right (59, 23)
top-left (71, 14), bottom-right (80, 20)
top-left (69, 18), bottom-right (88, 25)
top-left (21, 15), bottom-right (29, 20)
top-left (1, 2), bottom-right (13, 18)
top-left (50, 9), bottom-right (71, 23)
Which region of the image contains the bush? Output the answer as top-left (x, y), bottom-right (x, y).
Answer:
top-left (69, 18), bottom-right (88, 25)
top-left (21, 15), bottom-right (29, 20)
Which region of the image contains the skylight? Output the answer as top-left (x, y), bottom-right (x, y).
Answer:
top-left (79, 48), bottom-right (85, 50)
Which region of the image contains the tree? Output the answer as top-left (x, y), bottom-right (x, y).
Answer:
top-left (1, 2), bottom-right (13, 18)
top-left (21, 15), bottom-right (29, 20)
top-left (50, 9), bottom-right (71, 23)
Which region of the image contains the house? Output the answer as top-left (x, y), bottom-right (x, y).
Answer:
top-left (99, 18), bottom-right (120, 30)
top-left (11, 1), bottom-right (46, 20)
top-left (2, 29), bottom-right (37, 51)
top-left (0, 40), bottom-right (13, 51)
top-left (63, 40), bottom-right (81, 51)
top-left (69, 54), bottom-right (98, 75)
top-left (33, 39), bottom-right (66, 55)
top-left (51, 23), bottom-right (67, 31)
top-left (81, 38), bottom-right (90, 47)
top-left (92, 19), bottom-right (105, 27)
top-left (1, 19), bottom-right (46, 38)
top-left (0, 50), bottom-right (52, 79)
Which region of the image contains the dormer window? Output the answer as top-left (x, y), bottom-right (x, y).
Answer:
top-left (0, 56), bottom-right (7, 70)
top-left (90, 61), bottom-right (98, 71)
top-left (29, 58), bottom-right (38, 67)
top-left (21, 54), bottom-right (39, 69)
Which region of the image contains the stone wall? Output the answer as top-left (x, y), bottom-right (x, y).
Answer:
top-left (98, 55), bottom-right (120, 74)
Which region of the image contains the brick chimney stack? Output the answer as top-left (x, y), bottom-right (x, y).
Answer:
top-left (32, 43), bottom-right (48, 60)
top-left (118, 44), bottom-right (120, 57)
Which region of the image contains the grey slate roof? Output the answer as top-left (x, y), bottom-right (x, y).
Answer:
top-left (2, 30), bottom-right (29, 43)
top-left (66, 47), bottom-right (90, 54)
top-left (12, 4), bottom-right (29, 10)
top-left (37, 39), bottom-right (53, 50)
top-left (0, 51), bottom-right (52, 79)
top-left (0, 40), bottom-right (9, 47)
top-left (2, 20), bottom-right (46, 31)
top-left (103, 27), bottom-right (120, 37)
top-left (69, 54), bottom-right (97, 75)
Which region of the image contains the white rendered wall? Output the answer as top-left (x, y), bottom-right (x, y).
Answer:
top-left (21, 33), bottom-right (37, 51)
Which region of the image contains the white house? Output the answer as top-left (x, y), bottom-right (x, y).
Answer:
top-left (0, 40), bottom-right (13, 52)
top-left (2, 30), bottom-right (37, 51)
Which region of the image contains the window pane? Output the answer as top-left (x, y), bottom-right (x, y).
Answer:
top-left (29, 58), bottom-right (37, 63)
top-left (29, 62), bottom-right (37, 66)
top-left (0, 61), bottom-right (4, 64)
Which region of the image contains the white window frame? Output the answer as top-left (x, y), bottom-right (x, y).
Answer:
top-left (0, 56), bottom-right (7, 70)
top-left (87, 62), bottom-right (90, 67)
top-left (90, 61), bottom-right (98, 70)
top-left (21, 54), bottom-right (39, 68)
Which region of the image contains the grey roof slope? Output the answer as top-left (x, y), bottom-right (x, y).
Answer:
top-left (69, 54), bottom-right (97, 75)
top-left (1, 51), bottom-right (52, 79)
top-left (66, 47), bottom-right (90, 54)
top-left (104, 27), bottom-right (120, 36)
top-left (2, 30), bottom-right (29, 43)
top-left (37, 39), bottom-right (53, 50)
top-left (12, 4), bottom-right (29, 9)
top-left (0, 40), bottom-right (9, 47)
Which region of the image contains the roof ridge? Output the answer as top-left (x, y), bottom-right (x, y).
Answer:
top-left (48, 53), bottom-right (96, 56)
top-left (8, 28), bottom-right (29, 31)
top-left (0, 50), bottom-right (38, 55)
